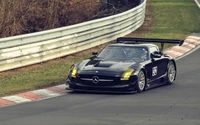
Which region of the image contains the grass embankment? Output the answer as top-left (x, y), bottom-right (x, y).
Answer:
top-left (0, 0), bottom-right (200, 96)
top-left (129, 0), bottom-right (200, 48)
top-left (0, 55), bottom-right (88, 96)
top-left (144, 0), bottom-right (200, 39)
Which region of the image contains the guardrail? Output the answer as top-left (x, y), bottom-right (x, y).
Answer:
top-left (194, 0), bottom-right (200, 8)
top-left (0, 0), bottom-right (146, 72)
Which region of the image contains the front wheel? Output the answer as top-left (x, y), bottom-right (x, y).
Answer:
top-left (136, 70), bottom-right (146, 93)
top-left (167, 61), bottom-right (176, 84)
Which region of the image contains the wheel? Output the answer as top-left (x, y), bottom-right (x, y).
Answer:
top-left (167, 61), bottom-right (176, 84)
top-left (136, 70), bottom-right (146, 92)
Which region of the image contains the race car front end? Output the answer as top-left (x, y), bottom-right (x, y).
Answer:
top-left (66, 66), bottom-right (139, 93)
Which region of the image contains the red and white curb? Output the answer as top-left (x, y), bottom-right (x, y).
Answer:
top-left (0, 84), bottom-right (69, 107)
top-left (0, 35), bottom-right (200, 108)
top-left (165, 35), bottom-right (200, 58)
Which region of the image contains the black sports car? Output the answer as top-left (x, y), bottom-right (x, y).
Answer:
top-left (66, 37), bottom-right (184, 93)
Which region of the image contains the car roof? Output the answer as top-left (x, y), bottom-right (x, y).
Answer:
top-left (108, 43), bottom-right (158, 48)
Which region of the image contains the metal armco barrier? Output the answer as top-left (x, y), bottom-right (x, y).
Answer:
top-left (0, 0), bottom-right (146, 72)
top-left (194, 0), bottom-right (200, 8)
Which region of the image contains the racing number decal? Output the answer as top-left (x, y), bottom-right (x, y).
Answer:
top-left (152, 66), bottom-right (158, 76)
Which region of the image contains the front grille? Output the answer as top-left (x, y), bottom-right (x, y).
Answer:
top-left (78, 74), bottom-right (122, 87)
top-left (79, 74), bottom-right (114, 79)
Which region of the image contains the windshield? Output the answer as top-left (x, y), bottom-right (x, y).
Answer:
top-left (98, 46), bottom-right (149, 61)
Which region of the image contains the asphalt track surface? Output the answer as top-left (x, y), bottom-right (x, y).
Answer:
top-left (0, 48), bottom-right (200, 125)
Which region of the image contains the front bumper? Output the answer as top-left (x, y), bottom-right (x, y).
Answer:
top-left (66, 76), bottom-right (138, 93)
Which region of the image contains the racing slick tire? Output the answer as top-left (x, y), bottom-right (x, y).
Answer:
top-left (136, 70), bottom-right (146, 93)
top-left (167, 61), bottom-right (176, 84)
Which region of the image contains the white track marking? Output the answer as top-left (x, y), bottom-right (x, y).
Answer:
top-left (172, 46), bottom-right (191, 51)
top-left (2, 96), bottom-right (31, 103)
top-left (32, 89), bottom-right (61, 98)
top-left (165, 50), bottom-right (183, 56)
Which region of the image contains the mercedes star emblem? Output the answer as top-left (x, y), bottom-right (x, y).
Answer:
top-left (92, 76), bottom-right (99, 84)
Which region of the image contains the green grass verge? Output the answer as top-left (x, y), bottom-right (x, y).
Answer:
top-left (0, 0), bottom-right (199, 96)
top-left (144, 0), bottom-right (200, 39)
top-left (0, 55), bottom-right (90, 96)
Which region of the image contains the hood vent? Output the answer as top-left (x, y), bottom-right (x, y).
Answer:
top-left (86, 59), bottom-right (116, 68)
top-left (95, 62), bottom-right (113, 67)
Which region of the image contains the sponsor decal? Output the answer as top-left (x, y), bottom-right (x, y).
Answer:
top-left (152, 66), bottom-right (158, 76)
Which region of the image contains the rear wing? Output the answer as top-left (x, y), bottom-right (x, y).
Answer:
top-left (116, 37), bottom-right (184, 51)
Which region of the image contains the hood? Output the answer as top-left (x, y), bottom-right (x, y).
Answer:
top-left (78, 58), bottom-right (137, 72)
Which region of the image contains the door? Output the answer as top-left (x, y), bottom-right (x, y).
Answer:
top-left (145, 46), bottom-right (167, 83)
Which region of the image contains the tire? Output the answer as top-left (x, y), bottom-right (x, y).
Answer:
top-left (136, 70), bottom-right (146, 93)
top-left (167, 61), bottom-right (176, 84)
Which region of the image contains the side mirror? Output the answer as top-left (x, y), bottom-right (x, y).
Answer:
top-left (150, 51), bottom-right (162, 59)
top-left (92, 52), bottom-right (98, 56)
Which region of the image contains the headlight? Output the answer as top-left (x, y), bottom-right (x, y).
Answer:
top-left (71, 66), bottom-right (77, 78)
top-left (121, 69), bottom-right (134, 80)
